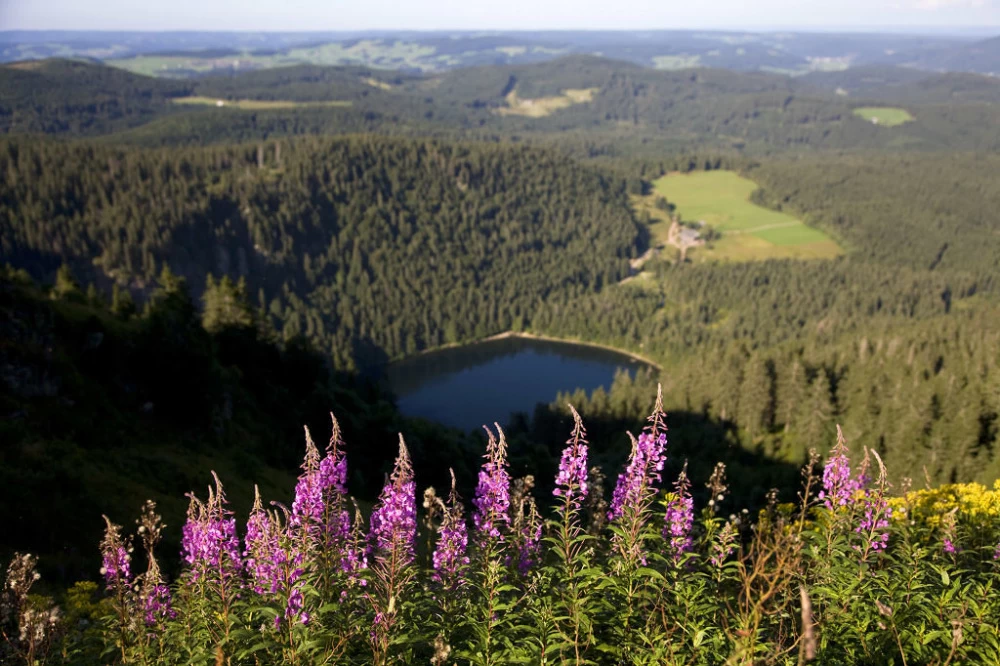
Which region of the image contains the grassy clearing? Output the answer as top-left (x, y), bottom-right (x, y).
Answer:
top-left (494, 87), bottom-right (598, 117)
top-left (852, 106), bottom-right (915, 127)
top-left (363, 77), bottom-right (394, 91)
top-left (171, 96), bottom-right (352, 110)
top-left (641, 171), bottom-right (842, 262)
top-left (652, 55), bottom-right (702, 70)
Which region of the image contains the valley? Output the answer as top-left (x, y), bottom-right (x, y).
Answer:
top-left (1, 31), bottom-right (999, 640)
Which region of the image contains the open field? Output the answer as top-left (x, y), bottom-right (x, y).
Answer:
top-left (171, 96), bottom-right (352, 110)
top-left (640, 171), bottom-right (843, 262)
top-left (852, 106), bottom-right (915, 126)
top-left (651, 55), bottom-right (702, 70)
top-left (494, 87), bottom-right (598, 117)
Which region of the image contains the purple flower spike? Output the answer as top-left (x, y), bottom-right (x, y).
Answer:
top-left (553, 406), bottom-right (589, 511)
top-left (856, 497), bottom-right (892, 552)
top-left (710, 521), bottom-right (738, 567)
top-left (608, 431), bottom-right (667, 522)
top-left (144, 584), bottom-right (177, 627)
top-left (99, 516), bottom-right (131, 592)
top-left (516, 501), bottom-right (543, 575)
top-left (818, 426), bottom-right (865, 510)
top-left (181, 473), bottom-right (242, 585)
top-left (319, 416), bottom-right (352, 551)
top-left (244, 487), bottom-right (282, 595)
top-left (369, 436), bottom-right (417, 565)
top-left (432, 470), bottom-right (470, 588)
top-left (472, 425), bottom-right (511, 541)
top-left (291, 427), bottom-right (324, 535)
top-left (663, 466), bottom-right (694, 562)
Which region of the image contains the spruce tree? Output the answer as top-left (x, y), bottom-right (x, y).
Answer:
top-left (52, 264), bottom-right (84, 303)
top-left (739, 354), bottom-right (774, 438)
top-left (778, 359), bottom-right (807, 433)
top-left (801, 371), bottom-right (836, 451)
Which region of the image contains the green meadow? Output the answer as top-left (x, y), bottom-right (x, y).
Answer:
top-left (852, 106), bottom-right (915, 127)
top-left (171, 96), bottom-right (352, 110)
top-left (647, 171), bottom-right (843, 262)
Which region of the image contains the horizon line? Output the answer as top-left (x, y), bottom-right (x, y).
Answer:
top-left (2, 26), bottom-right (998, 35)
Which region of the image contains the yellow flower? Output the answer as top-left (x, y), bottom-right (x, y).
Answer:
top-left (888, 483), bottom-right (1000, 530)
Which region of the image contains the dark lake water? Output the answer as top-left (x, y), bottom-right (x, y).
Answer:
top-left (387, 336), bottom-right (654, 432)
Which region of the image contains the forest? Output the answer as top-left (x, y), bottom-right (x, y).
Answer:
top-left (6, 57), bottom-right (1000, 153)
top-left (1, 43), bottom-right (999, 666)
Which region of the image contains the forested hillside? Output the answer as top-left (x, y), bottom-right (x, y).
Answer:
top-left (6, 57), bottom-right (1000, 153)
top-left (0, 266), bottom-right (512, 580)
top-left (0, 136), bottom-right (642, 369)
top-left (520, 151), bottom-right (1000, 486)
top-left (0, 60), bottom-right (191, 134)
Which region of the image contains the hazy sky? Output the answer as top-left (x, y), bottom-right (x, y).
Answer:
top-left (1, 0), bottom-right (998, 32)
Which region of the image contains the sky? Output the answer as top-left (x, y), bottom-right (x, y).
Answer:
top-left (1, 0), bottom-right (999, 32)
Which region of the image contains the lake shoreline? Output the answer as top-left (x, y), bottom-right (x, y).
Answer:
top-left (394, 330), bottom-right (662, 371)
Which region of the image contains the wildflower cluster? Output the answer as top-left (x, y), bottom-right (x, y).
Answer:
top-left (180, 474), bottom-right (242, 585)
top-left (8, 389), bottom-right (1000, 666)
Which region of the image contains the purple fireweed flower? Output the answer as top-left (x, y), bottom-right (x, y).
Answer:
top-left (994, 541), bottom-right (1000, 561)
top-left (940, 509), bottom-right (959, 556)
top-left (181, 474), bottom-right (242, 585)
top-left (856, 497), bottom-right (892, 552)
top-left (318, 416), bottom-right (349, 497)
top-left (244, 487), bottom-right (283, 595)
top-left (291, 428), bottom-right (324, 534)
top-left (291, 420), bottom-right (352, 561)
top-left (432, 471), bottom-right (469, 587)
top-left (245, 492), bottom-right (310, 626)
top-left (710, 520), bottom-right (738, 567)
top-left (319, 421), bottom-right (352, 553)
top-left (283, 586), bottom-right (309, 626)
top-left (608, 431), bottom-right (667, 522)
top-left (143, 584), bottom-right (177, 627)
top-left (662, 466), bottom-right (694, 562)
top-left (99, 516), bottom-right (131, 592)
top-left (818, 427), bottom-right (865, 510)
top-left (854, 449), bottom-right (892, 557)
top-left (472, 425), bottom-right (511, 540)
top-left (516, 503), bottom-right (543, 575)
top-left (369, 437), bottom-right (417, 565)
top-left (553, 406), bottom-right (589, 510)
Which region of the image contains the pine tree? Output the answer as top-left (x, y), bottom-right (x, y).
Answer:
top-left (110, 284), bottom-right (136, 319)
top-left (202, 275), bottom-right (255, 333)
top-left (801, 371), bottom-right (836, 451)
top-left (739, 354), bottom-right (775, 438)
top-left (52, 264), bottom-right (84, 303)
top-left (777, 358), bottom-right (808, 433)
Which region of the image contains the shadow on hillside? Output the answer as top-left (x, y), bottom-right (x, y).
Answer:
top-left (497, 403), bottom-right (803, 513)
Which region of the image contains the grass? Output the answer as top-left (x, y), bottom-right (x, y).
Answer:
top-left (640, 171), bottom-right (843, 262)
top-left (852, 106), bottom-right (915, 127)
top-left (171, 96), bottom-right (352, 110)
top-left (652, 55), bottom-right (702, 70)
top-left (494, 87), bottom-right (598, 117)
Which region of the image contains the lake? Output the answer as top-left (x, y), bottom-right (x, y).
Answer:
top-left (387, 335), bottom-right (655, 432)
